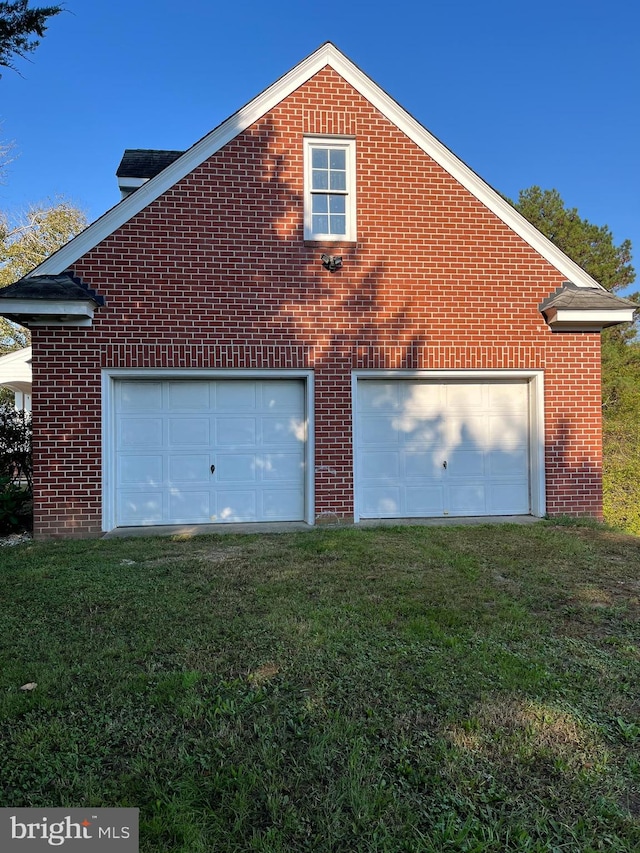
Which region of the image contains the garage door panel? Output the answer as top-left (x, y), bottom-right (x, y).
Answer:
top-left (215, 490), bottom-right (257, 522)
top-left (361, 416), bottom-right (400, 444)
top-left (119, 455), bottom-right (162, 485)
top-left (395, 417), bottom-right (443, 444)
top-left (445, 383), bottom-right (483, 407)
top-left (216, 454), bottom-right (257, 482)
top-left (261, 453), bottom-right (305, 481)
top-left (262, 381), bottom-right (305, 410)
top-left (168, 381), bottom-right (211, 410)
top-left (448, 482), bottom-right (486, 514)
top-left (360, 487), bottom-right (401, 516)
top-left (489, 448), bottom-right (529, 477)
top-left (169, 489), bottom-right (211, 522)
top-left (217, 417), bottom-right (257, 445)
top-left (168, 418), bottom-right (210, 446)
top-left (361, 450), bottom-right (400, 479)
top-left (356, 379), bottom-right (530, 519)
top-left (406, 485), bottom-right (445, 515)
top-left (169, 454), bottom-right (210, 483)
top-left (119, 418), bottom-right (163, 448)
top-left (218, 382), bottom-right (257, 409)
top-left (488, 483), bottom-right (530, 514)
top-left (118, 492), bottom-right (163, 525)
top-left (404, 450), bottom-right (442, 479)
top-left (115, 378), bottom-right (306, 526)
top-left (263, 417), bottom-right (304, 444)
top-left (447, 415), bottom-right (488, 447)
top-left (448, 448), bottom-right (485, 476)
top-left (401, 382), bottom-right (442, 412)
top-left (489, 383), bottom-right (527, 408)
top-left (263, 488), bottom-right (305, 519)
top-left (360, 383), bottom-right (402, 412)
top-left (120, 382), bottom-right (162, 410)
top-left (488, 414), bottom-right (527, 446)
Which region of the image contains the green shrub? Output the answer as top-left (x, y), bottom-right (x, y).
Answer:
top-left (0, 476), bottom-right (31, 535)
top-left (603, 418), bottom-right (640, 535)
top-left (0, 404), bottom-right (32, 533)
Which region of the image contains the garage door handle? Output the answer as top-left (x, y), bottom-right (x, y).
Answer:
top-left (210, 464), bottom-right (215, 474)
top-left (443, 460), bottom-right (447, 469)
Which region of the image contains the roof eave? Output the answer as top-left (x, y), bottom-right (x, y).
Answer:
top-left (543, 307), bottom-right (637, 331)
top-left (0, 299), bottom-right (98, 327)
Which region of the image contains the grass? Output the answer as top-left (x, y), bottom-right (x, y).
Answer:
top-left (0, 521), bottom-right (639, 851)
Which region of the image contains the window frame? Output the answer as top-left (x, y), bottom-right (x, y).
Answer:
top-left (303, 137), bottom-right (356, 242)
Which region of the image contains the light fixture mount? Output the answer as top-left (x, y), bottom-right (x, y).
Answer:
top-left (321, 253), bottom-right (343, 272)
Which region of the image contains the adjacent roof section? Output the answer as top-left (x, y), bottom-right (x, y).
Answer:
top-left (26, 43), bottom-right (619, 291)
top-left (0, 346), bottom-right (32, 396)
top-left (0, 273), bottom-right (105, 327)
top-left (540, 282), bottom-right (637, 331)
top-left (116, 149), bottom-right (185, 198)
top-left (116, 149), bottom-right (185, 179)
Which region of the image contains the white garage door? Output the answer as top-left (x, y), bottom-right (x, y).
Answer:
top-left (115, 379), bottom-right (306, 526)
top-left (356, 379), bottom-right (531, 518)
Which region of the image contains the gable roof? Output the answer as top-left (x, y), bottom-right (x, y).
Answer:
top-left (31, 42), bottom-right (606, 290)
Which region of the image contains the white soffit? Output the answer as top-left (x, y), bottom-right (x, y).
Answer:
top-left (33, 43), bottom-right (603, 291)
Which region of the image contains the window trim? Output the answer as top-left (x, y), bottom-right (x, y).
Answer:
top-left (303, 137), bottom-right (356, 242)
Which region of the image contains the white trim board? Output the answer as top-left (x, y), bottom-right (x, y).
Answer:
top-left (35, 43), bottom-right (602, 291)
top-left (101, 368), bottom-right (315, 532)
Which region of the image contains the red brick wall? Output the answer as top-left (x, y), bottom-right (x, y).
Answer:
top-left (31, 68), bottom-right (603, 537)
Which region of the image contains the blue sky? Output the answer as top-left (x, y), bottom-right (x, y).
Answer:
top-left (1, 0), bottom-right (638, 292)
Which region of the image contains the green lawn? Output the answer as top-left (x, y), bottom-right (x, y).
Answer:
top-left (0, 522), bottom-right (639, 852)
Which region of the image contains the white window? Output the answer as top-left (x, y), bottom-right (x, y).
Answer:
top-left (304, 138), bottom-right (356, 241)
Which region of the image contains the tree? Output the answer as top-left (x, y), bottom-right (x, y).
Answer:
top-left (0, 199), bottom-right (87, 351)
top-left (513, 186), bottom-right (639, 533)
top-left (0, 1), bottom-right (62, 75)
top-left (513, 186), bottom-right (635, 294)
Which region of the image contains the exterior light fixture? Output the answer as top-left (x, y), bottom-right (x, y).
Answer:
top-left (321, 254), bottom-right (343, 272)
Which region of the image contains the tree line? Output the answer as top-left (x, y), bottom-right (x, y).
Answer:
top-left (512, 188), bottom-right (638, 535)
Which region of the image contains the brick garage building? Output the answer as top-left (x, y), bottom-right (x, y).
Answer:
top-left (0, 43), bottom-right (634, 539)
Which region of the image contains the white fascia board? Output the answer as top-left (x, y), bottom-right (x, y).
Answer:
top-left (547, 308), bottom-right (637, 326)
top-left (0, 300), bottom-right (96, 326)
top-left (117, 177), bottom-right (148, 189)
top-left (0, 299), bottom-right (95, 317)
top-left (32, 43), bottom-right (602, 290)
